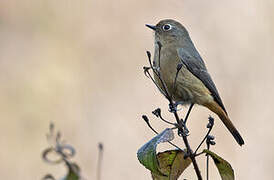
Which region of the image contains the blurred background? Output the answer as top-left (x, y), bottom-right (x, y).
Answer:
top-left (0, 0), bottom-right (273, 179)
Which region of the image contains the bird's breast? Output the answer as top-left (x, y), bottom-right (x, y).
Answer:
top-left (153, 45), bottom-right (212, 105)
top-left (153, 46), bottom-right (191, 103)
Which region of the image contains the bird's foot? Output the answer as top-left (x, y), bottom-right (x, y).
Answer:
top-left (152, 66), bottom-right (160, 72)
top-left (168, 102), bottom-right (183, 113)
top-left (168, 103), bottom-right (176, 113)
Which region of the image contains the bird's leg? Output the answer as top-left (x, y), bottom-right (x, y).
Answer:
top-left (184, 103), bottom-right (194, 124)
top-left (182, 119), bottom-right (189, 136)
top-left (179, 103), bottom-right (194, 136)
top-left (168, 103), bottom-right (194, 136)
top-left (168, 102), bottom-right (191, 136)
top-left (168, 101), bottom-right (183, 113)
top-left (168, 103), bottom-right (176, 113)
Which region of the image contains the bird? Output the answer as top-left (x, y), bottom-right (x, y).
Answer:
top-left (146, 19), bottom-right (244, 146)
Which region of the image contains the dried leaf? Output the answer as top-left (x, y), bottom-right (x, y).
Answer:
top-left (152, 150), bottom-right (191, 180)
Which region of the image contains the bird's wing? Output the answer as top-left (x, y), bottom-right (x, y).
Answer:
top-left (177, 48), bottom-right (227, 114)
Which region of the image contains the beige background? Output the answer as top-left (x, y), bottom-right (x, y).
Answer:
top-left (0, 0), bottom-right (273, 179)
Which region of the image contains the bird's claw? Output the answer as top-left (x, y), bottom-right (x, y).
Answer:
top-left (169, 103), bottom-right (176, 113)
top-left (169, 102), bottom-right (184, 113)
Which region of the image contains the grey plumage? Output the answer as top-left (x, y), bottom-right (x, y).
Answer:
top-left (146, 19), bottom-right (244, 146)
top-left (177, 48), bottom-right (227, 114)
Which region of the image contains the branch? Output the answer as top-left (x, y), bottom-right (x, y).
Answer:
top-left (143, 44), bottom-right (203, 179)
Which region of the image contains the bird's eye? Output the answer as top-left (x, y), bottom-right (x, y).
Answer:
top-left (162, 24), bottom-right (172, 31)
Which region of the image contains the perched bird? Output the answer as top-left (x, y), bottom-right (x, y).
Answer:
top-left (146, 19), bottom-right (244, 146)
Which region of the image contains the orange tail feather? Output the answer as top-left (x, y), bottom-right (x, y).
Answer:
top-left (204, 101), bottom-right (244, 146)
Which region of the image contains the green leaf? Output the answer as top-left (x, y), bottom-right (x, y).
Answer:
top-left (203, 149), bottom-right (235, 180)
top-left (152, 150), bottom-right (192, 180)
top-left (137, 128), bottom-right (175, 176)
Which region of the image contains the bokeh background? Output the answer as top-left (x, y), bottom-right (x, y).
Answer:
top-left (0, 0), bottom-right (273, 179)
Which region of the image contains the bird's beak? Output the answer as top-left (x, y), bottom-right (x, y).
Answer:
top-left (145, 24), bottom-right (156, 31)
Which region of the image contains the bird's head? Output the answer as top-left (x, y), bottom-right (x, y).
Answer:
top-left (146, 19), bottom-right (190, 46)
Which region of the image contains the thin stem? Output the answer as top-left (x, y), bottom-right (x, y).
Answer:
top-left (97, 143), bottom-right (103, 180)
top-left (159, 116), bottom-right (176, 126)
top-left (172, 63), bottom-right (183, 97)
top-left (143, 66), bottom-right (167, 97)
top-left (194, 126), bottom-right (213, 154)
top-left (194, 117), bottom-right (215, 154)
top-left (152, 108), bottom-right (176, 126)
top-left (145, 52), bottom-right (169, 99)
top-left (195, 151), bottom-right (205, 157)
top-left (142, 115), bottom-right (183, 151)
top-left (148, 43), bottom-right (173, 102)
top-left (206, 144), bottom-right (210, 180)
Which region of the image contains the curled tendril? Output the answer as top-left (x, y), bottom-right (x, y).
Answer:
top-left (43, 123), bottom-right (76, 164)
top-left (42, 147), bottom-right (63, 164)
top-left (42, 174), bottom-right (56, 180)
top-left (42, 144), bottom-right (76, 164)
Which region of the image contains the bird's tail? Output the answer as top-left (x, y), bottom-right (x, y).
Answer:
top-left (204, 101), bottom-right (244, 146)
